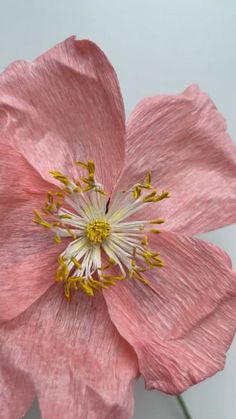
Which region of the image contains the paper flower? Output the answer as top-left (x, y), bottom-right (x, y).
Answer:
top-left (1, 36), bottom-right (236, 419)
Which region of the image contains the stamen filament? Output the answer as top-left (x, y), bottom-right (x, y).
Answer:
top-left (33, 161), bottom-right (169, 299)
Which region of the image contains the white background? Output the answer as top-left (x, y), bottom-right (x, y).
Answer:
top-left (1, 1), bottom-right (236, 418)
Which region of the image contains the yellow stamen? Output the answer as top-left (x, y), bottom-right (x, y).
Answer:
top-left (54, 234), bottom-right (62, 244)
top-left (143, 190), bottom-right (170, 203)
top-left (133, 186), bottom-right (142, 200)
top-left (144, 171), bottom-right (152, 188)
top-left (33, 161), bottom-right (169, 300)
top-left (80, 282), bottom-right (94, 296)
top-left (128, 264), bottom-right (149, 284)
top-left (71, 257), bottom-right (81, 269)
top-left (56, 201), bottom-right (62, 209)
top-left (75, 160), bottom-right (89, 170)
top-left (55, 191), bottom-right (65, 198)
top-left (141, 235), bottom-right (149, 246)
top-left (86, 219), bottom-right (111, 244)
top-left (100, 274), bottom-right (125, 281)
top-left (149, 219), bottom-right (165, 224)
top-left (49, 171), bottom-right (70, 186)
top-left (142, 191), bottom-right (157, 202)
top-left (32, 210), bottom-right (52, 229)
top-left (66, 229), bottom-right (78, 239)
top-left (63, 187), bottom-right (72, 194)
top-left (87, 160), bottom-right (95, 176)
top-left (97, 258), bottom-right (116, 271)
top-left (142, 250), bottom-right (164, 267)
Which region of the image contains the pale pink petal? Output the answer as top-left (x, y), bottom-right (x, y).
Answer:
top-left (103, 230), bottom-right (236, 394)
top-left (0, 36), bottom-right (125, 192)
top-left (0, 365), bottom-right (35, 419)
top-left (0, 144), bottom-right (66, 321)
top-left (117, 85), bottom-right (236, 235)
top-left (0, 284), bottom-right (139, 419)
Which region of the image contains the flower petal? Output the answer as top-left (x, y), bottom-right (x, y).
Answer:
top-left (103, 230), bottom-right (236, 394)
top-left (0, 36), bottom-right (125, 192)
top-left (117, 85), bottom-right (236, 235)
top-left (0, 284), bottom-right (139, 419)
top-left (0, 365), bottom-right (35, 419)
top-left (0, 144), bottom-right (65, 321)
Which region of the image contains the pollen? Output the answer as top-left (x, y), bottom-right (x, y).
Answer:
top-left (85, 219), bottom-right (111, 243)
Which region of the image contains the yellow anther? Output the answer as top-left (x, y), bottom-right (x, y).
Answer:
top-left (149, 219), bottom-right (165, 224)
top-left (63, 187), bottom-right (72, 194)
top-left (70, 277), bottom-right (82, 287)
top-left (142, 249), bottom-right (164, 268)
top-left (32, 210), bottom-right (52, 229)
top-left (133, 186), bottom-right (142, 200)
top-left (88, 277), bottom-right (113, 290)
top-left (43, 202), bottom-right (55, 214)
top-left (142, 191), bottom-right (157, 203)
top-left (87, 278), bottom-right (102, 289)
top-left (71, 257), bottom-right (81, 269)
top-left (96, 187), bottom-right (106, 195)
top-left (64, 284), bottom-right (71, 301)
top-left (49, 170), bottom-right (70, 186)
top-left (80, 282), bottom-right (94, 296)
top-left (56, 201), bottom-right (62, 209)
top-left (54, 234), bottom-right (62, 244)
top-left (131, 257), bottom-right (136, 267)
top-left (52, 221), bottom-right (60, 227)
top-left (100, 274), bottom-right (125, 281)
top-left (86, 219), bottom-right (111, 244)
top-left (76, 160), bottom-right (105, 194)
top-left (141, 235), bottom-right (148, 246)
top-left (98, 258), bottom-right (116, 271)
top-left (154, 191), bottom-right (171, 202)
top-left (150, 229), bottom-right (161, 234)
top-left (143, 190), bottom-right (170, 203)
top-left (87, 160), bottom-right (95, 175)
top-left (47, 191), bottom-right (53, 203)
top-left (55, 191), bottom-right (65, 198)
top-left (82, 177), bottom-right (93, 185)
top-left (57, 256), bottom-right (69, 279)
top-left (74, 179), bottom-right (81, 187)
top-left (58, 255), bottom-right (65, 264)
top-left (59, 214), bottom-right (72, 219)
top-left (131, 269), bottom-right (149, 285)
top-left (144, 171), bottom-right (152, 188)
top-left (66, 229), bottom-right (77, 240)
top-left (75, 160), bottom-right (89, 170)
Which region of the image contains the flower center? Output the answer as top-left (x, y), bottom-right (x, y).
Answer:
top-left (86, 219), bottom-right (111, 243)
top-left (33, 160), bottom-right (170, 301)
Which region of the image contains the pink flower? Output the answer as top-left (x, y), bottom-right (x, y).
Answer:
top-left (1, 36), bottom-right (236, 419)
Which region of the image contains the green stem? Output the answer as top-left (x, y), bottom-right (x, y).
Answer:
top-left (176, 395), bottom-right (192, 419)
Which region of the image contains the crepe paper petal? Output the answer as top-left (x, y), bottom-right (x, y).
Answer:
top-left (0, 365), bottom-right (35, 419)
top-left (1, 38), bottom-right (236, 415)
top-left (116, 85), bottom-right (236, 235)
top-left (104, 230), bottom-right (236, 394)
top-left (0, 285), bottom-right (139, 419)
top-left (0, 36), bottom-right (125, 193)
top-left (0, 144), bottom-right (66, 321)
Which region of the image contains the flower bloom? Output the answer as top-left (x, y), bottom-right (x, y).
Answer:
top-left (1, 36), bottom-right (236, 419)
